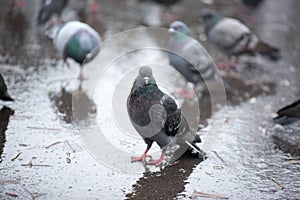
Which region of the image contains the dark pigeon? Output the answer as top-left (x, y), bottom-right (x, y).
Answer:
top-left (168, 21), bottom-right (216, 96)
top-left (202, 9), bottom-right (281, 63)
top-left (37, 0), bottom-right (68, 26)
top-left (273, 99), bottom-right (300, 125)
top-left (127, 66), bottom-right (202, 166)
top-left (0, 73), bottom-right (14, 101)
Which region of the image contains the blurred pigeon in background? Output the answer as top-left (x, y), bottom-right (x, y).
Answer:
top-left (37, 0), bottom-right (68, 26)
top-left (138, 0), bottom-right (181, 22)
top-left (127, 66), bottom-right (202, 166)
top-left (202, 9), bottom-right (281, 69)
top-left (239, 0), bottom-right (264, 26)
top-left (77, 0), bottom-right (101, 25)
top-left (168, 21), bottom-right (217, 97)
top-left (0, 73), bottom-right (14, 101)
top-left (9, 0), bottom-right (24, 11)
top-left (48, 21), bottom-right (101, 82)
top-left (273, 99), bottom-right (300, 125)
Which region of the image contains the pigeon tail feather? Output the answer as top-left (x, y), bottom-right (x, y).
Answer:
top-left (0, 91), bottom-right (14, 101)
top-left (273, 116), bottom-right (299, 126)
top-left (255, 41), bottom-right (281, 61)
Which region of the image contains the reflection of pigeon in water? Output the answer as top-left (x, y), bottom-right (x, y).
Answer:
top-left (0, 73), bottom-right (14, 101)
top-left (168, 21), bottom-right (216, 97)
top-left (202, 9), bottom-right (281, 69)
top-left (37, 0), bottom-right (68, 26)
top-left (50, 21), bottom-right (101, 81)
top-left (127, 66), bottom-right (202, 166)
top-left (273, 99), bottom-right (300, 125)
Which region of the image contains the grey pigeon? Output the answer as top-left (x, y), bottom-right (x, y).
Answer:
top-left (37, 0), bottom-right (68, 26)
top-left (168, 21), bottom-right (216, 96)
top-left (0, 73), bottom-right (14, 101)
top-left (273, 99), bottom-right (300, 125)
top-left (202, 9), bottom-right (281, 63)
top-left (51, 21), bottom-right (101, 81)
top-left (127, 66), bottom-right (202, 166)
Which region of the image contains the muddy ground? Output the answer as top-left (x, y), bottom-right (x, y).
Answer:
top-left (0, 0), bottom-right (299, 199)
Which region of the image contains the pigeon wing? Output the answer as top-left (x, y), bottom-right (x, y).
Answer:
top-left (182, 39), bottom-right (215, 79)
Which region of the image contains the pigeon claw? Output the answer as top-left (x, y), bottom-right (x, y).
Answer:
top-left (131, 155), bottom-right (152, 163)
top-left (217, 59), bottom-right (239, 70)
top-left (147, 157), bottom-right (165, 167)
top-left (147, 153), bottom-right (165, 166)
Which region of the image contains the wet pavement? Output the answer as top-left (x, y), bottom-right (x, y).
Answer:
top-left (0, 0), bottom-right (299, 199)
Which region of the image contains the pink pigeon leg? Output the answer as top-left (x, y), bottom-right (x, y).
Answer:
top-left (63, 57), bottom-right (70, 68)
top-left (79, 68), bottom-right (86, 81)
top-left (131, 148), bottom-right (152, 163)
top-left (217, 58), bottom-right (239, 70)
top-left (174, 85), bottom-right (196, 98)
top-left (147, 152), bottom-right (165, 166)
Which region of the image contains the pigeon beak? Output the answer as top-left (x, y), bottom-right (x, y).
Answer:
top-left (168, 27), bottom-right (175, 34)
top-left (143, 77), bottom-right (149, 85)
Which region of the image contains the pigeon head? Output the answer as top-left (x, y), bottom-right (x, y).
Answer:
top-left (169, 21), bottom-right (192, 37)
top-left (201, 9), bottom-right (223, 32)
top-left (138, 66), bottom-right (156, 85)
top-left (132, 66), bottom-right (157, 91)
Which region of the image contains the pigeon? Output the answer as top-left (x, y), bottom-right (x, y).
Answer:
top-left (273, 99), bottom-right (300, 125)
top-left (37, 0), bottom-right (68, 26)
top-left (138, 0), bottom-right (182, 22)
top-left (201, 9), bottom-right (281, 68)
top-left (50, 21), bottom-right (101, 81)
top-left (0, 73), bottom-right (14, 101)
top-left (239, 0), bottom-right (264, 26)
top-left (9, 0), bottom-right (24, 11)
top-left (168, 21), bottom-right (216, 97)
top-left (77, 0), bottom-right (100, 21)
top-left (127, 66), bottom-right (202, 166)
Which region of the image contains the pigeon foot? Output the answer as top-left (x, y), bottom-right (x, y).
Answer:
top-left (174, 86), bottom-right (196, 98)
top-left (131, 154), bottom-right (152, 163)
top-left (147, 153), bottom-right (165, 166)
top-left (217, 59), bottom-right (238, 70)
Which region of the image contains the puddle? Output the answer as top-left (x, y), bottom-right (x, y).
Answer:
top-left (49, 88), bottom-right (96, 124)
